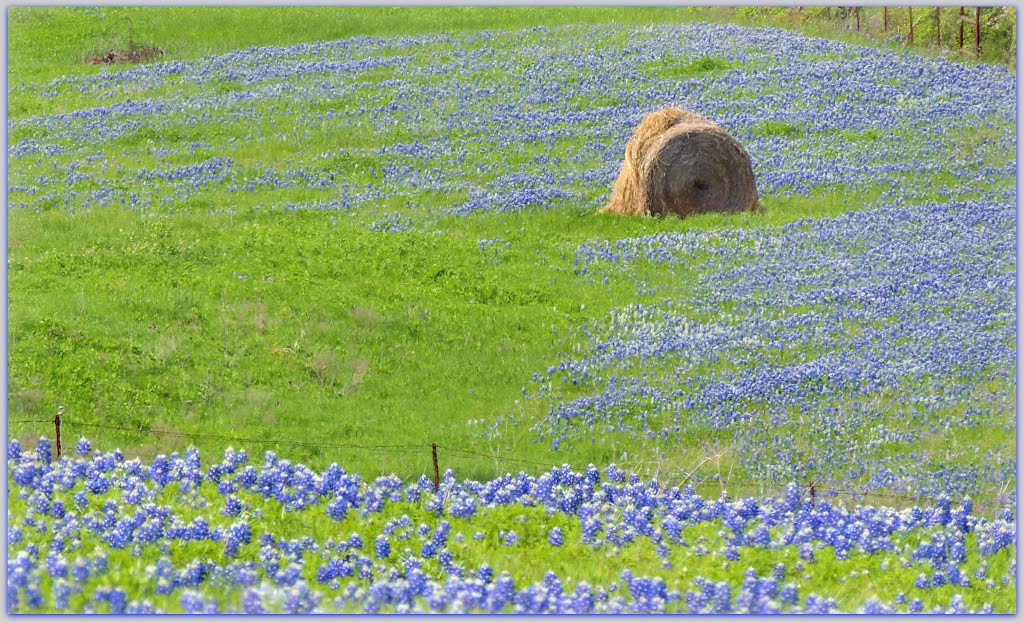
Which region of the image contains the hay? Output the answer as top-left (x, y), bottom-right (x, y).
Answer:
top-left (601, 107), bottom-right (762, 218)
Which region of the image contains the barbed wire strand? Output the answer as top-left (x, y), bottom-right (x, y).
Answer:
top-left (68, 421), bottom-right (425, 453)
top-left (435, 445), bottom-right (565, 470)
top-left (8, 417), bottom-right (1013, 512)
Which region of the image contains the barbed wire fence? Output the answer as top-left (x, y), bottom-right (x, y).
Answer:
top-left (784, 6), bottom-right (1000, 59)
top-left (6, 409), bottom-right (1015, 518)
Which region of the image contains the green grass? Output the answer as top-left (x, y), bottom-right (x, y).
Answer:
top-left (7, 183), bottom-right (874, 481)
top-left (9, 6), bottom-right (1012, 110)
top-left (6, 7), bottom-right (1015, 490)
top-left (641, 54), bottom-right (742, 82)
top-left (7, 7), bottom-right (697, 85)
top-left (8, 168), bottom-right (1012, 484)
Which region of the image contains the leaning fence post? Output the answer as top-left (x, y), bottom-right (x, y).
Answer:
top-left (54, 406), bottom-right (64, 460)
top-left (431, 443), bottom-right (440, 493)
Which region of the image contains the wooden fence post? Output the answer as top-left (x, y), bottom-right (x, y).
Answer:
top-left (909, 7), bottom-right (914, 44)
top-left (959, 6), bottom-right (982, 57)
top-left (883, 6), bottom-right (888, 32)
top-left (935, 7), bottom-right (941, 46)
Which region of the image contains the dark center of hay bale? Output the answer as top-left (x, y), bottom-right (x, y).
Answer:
top-left (601, 108), bottom-right (761, 219)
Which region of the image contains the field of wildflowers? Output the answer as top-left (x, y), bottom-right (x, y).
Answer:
top-left (6, 439), bottom-right (1017, 613)
top-left (7, 9), bottom-right (1017, 614)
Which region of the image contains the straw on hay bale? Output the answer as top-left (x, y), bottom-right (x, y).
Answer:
top-left (601, 107), bottom-right (762, 218)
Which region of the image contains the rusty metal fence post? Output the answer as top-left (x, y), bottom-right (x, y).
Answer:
top-left (432, 443), bottom-right (440, 493)
top-left (54, 406), bottom-right (63, 460)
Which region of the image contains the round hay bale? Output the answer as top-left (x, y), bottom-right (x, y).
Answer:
top-left (601, 107), bottom-right (762, 218)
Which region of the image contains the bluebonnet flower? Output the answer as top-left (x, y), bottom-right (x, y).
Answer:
top-left (316, 557), bottom-right (354, 584)
top-left (772, 563), bottom-right (786, 581)
top-left (779, 583), bottom-right (799, 606)
top-left (94, 587), bottom-right (128, 614)
top-left (223, 520), bottom-right (252, 557)
top-left (35, 438), bottom-right (52, 464)
top-left (9, 439), bottom-right (22, 461)
top-left (799, 543), bottom-right (815, 563)
top-left (500, 530), bottom-right (519, 546)
top-left (52, 578), bottom-right (78, 609)
top-left (180, 590), bottom-right (218, 614)
top-left (346, 534), bottom-right (363, 551)
top-left (420, 541), bottom-right (437, 559)
top-left (241, 587), bottom-right (265, 614)
top-left (45, 552), bottom-right (68, 579)
top-left (375, 535), bottom-right (391, 560)
top-left (222, 495), bottom-right (243, 517)
top-left (449, 491), bottom-right (477, 519)
top-left (548, 526), bottom-right (564, 547)
top-left (476, 563), bottom-right (494, 584)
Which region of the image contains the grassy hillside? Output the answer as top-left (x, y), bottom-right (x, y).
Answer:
top-left (7, 8), bottom-right (1016, 501)
top-left (8, 5), bottom-right (1013, 88)
top-left (8, 7), bottom-right (697, 85)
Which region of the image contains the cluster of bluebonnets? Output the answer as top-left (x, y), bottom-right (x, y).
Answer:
top-left (526, 190), bottom-right (1016, 500)
top-left (7, 439), bottom-right (1014, 613)
top-left (8, 23), bottom-right (1014, 221)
